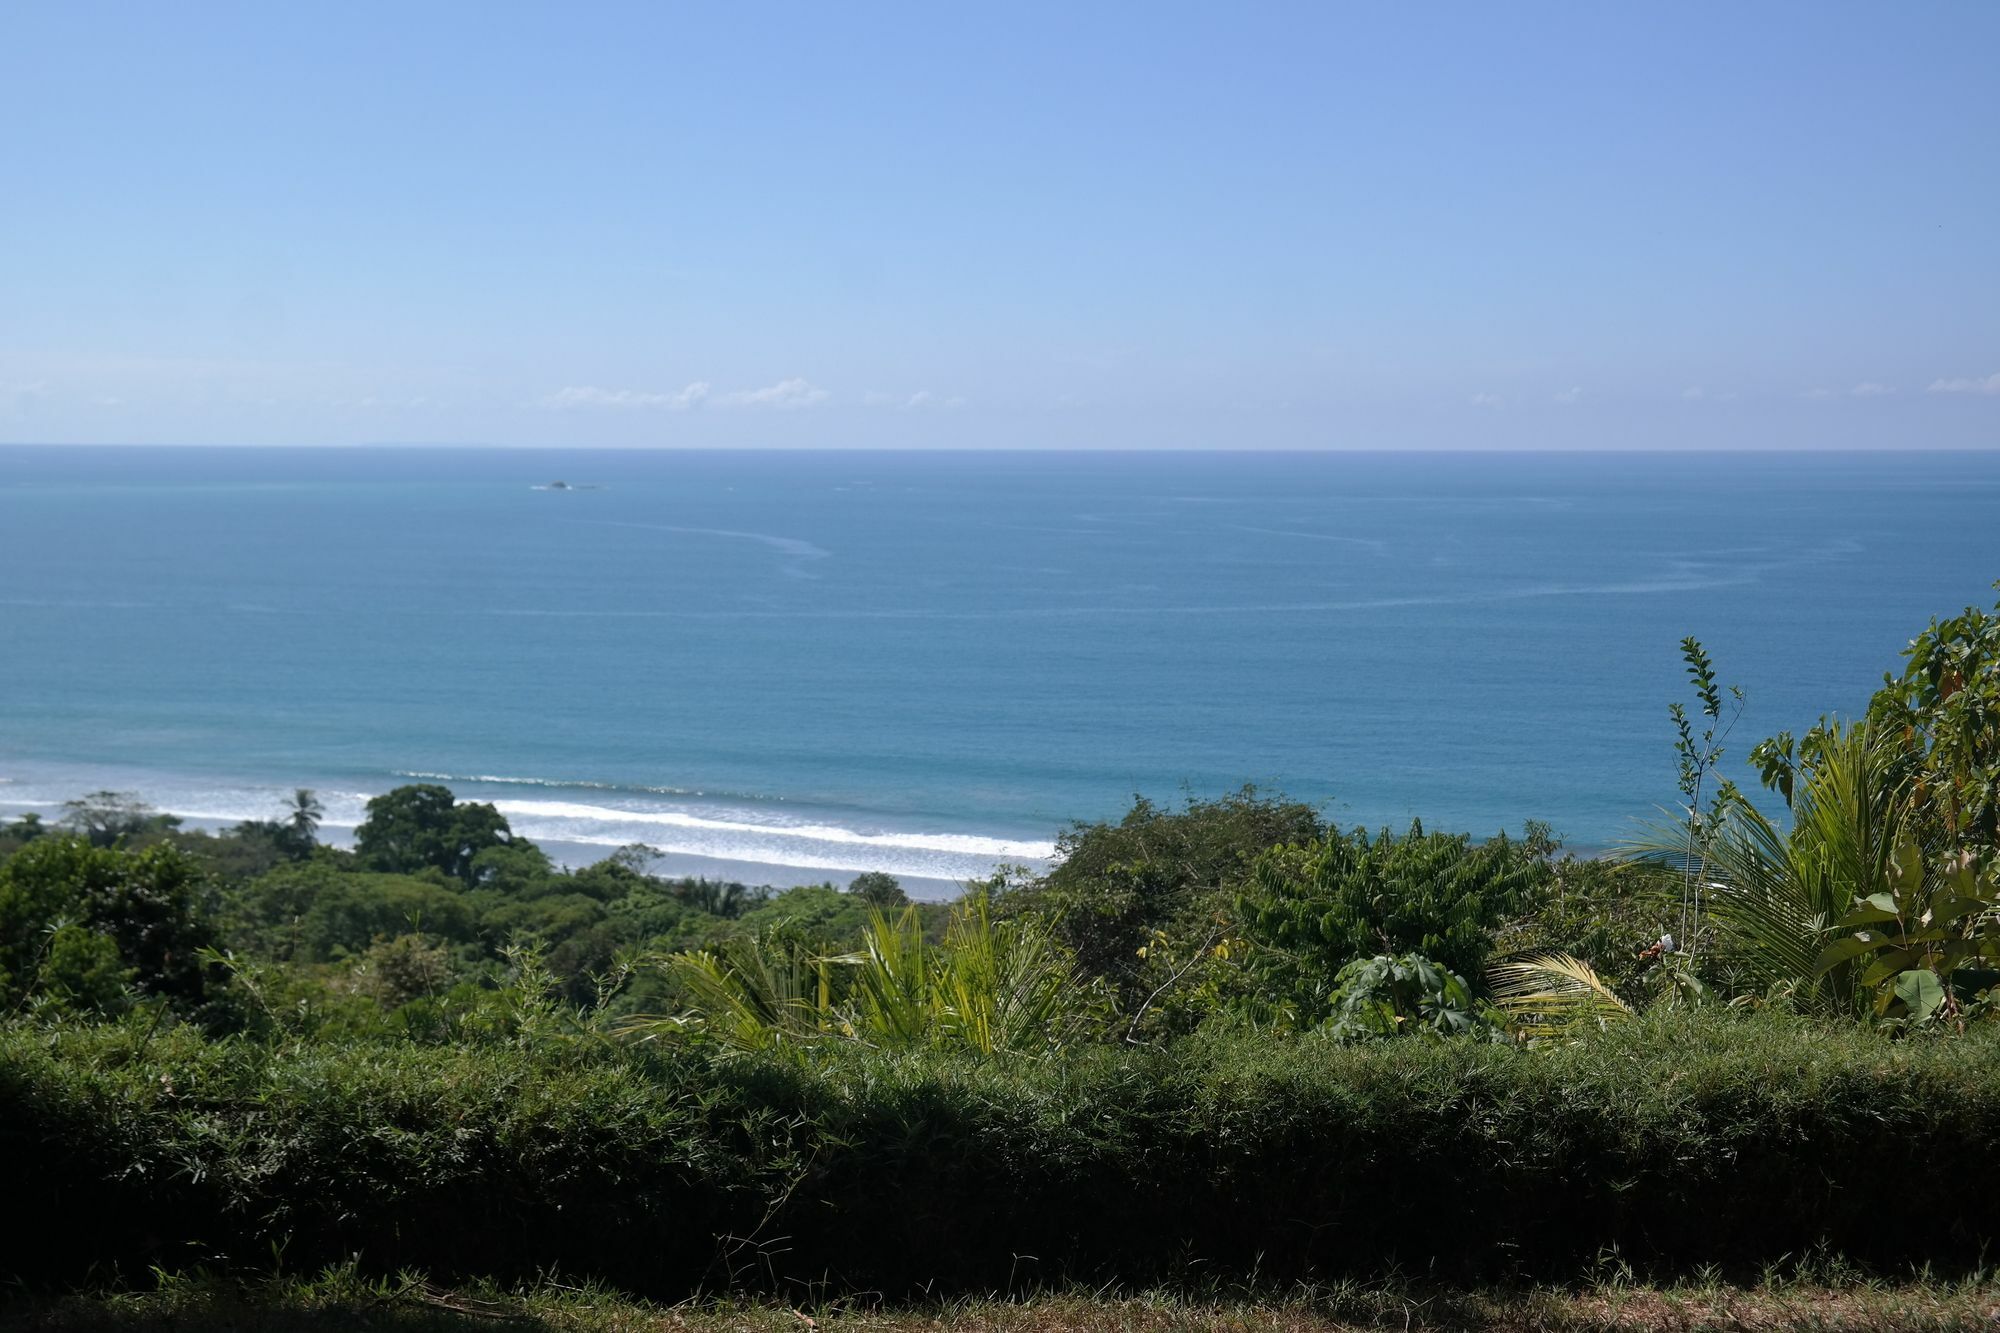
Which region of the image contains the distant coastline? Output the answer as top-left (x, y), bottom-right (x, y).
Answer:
top-left (5, 447), bottom-right (1999, 865)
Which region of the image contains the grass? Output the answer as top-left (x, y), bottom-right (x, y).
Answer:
top-left (11, 1268), bottom-right (2000, 1332)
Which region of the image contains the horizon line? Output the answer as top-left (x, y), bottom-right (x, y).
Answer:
top-left (4, 441), bottom-right (1999, 455)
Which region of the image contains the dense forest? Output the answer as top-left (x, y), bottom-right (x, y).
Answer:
top-left (5, 587), bottom-right (2000, 1304)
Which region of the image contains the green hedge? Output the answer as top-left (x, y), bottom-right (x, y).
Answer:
top-left (5, 1016), bottom-right (1999, 1294)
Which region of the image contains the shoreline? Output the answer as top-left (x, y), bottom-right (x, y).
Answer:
top-left (0, 760), bottom-right (1034, 901)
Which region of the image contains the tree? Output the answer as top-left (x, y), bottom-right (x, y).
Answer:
top-left (674, 878), bottom-right (756, 919)
top-left (0, 835), bottom-right (217, 1011)
top-left (224, 862), bottom-right (476, 962)
top-left (282, 789), bottom-right (324, 858)
top-left (58, 791), bottom-right (180, 848)
top-left (847, 870), bottom-right (908, 909)
top-left (1009, 787), bottom-right (1324, 1004)
top-left (352, 784), bottom-right (515, 887)
top-left (1648, 720), bottom-right (2000, 1023)
top-left (1868, 585), bottom-right (2000, 860)
top-left (0, 811), bottom-right (49, 860)
top-left (468, 841), bottom-right (557, 895)
top-left (1754, 585), bottom-right (2000, 865)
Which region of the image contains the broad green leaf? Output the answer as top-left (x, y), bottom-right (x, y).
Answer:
top-left (1894, 968), bottom-right (1946, 1023)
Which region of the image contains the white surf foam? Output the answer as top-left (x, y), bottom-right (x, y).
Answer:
top-left (395, 770), bottom-right (712, 798)
top-left (0, 762), bottom-right (1050, 884)
top-left (486, 797), bottom-right (1055, 861)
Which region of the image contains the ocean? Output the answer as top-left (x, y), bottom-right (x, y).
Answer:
top-left (1, 446), bottom-right (1995, 897)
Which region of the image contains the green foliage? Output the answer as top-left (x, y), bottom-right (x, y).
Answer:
top-left (1318, 952), bottom-right (1500, 1043)
top-left (468, 840), bottom-right (556, 895)
top-left (0, 811), bottom-right (51, 860)
top-left (173, 825), bottom-right (290, 886)
top-left (32, 924), bottom-right (135, 1017)
top-left (0, 834), bottom-right (217, 1012)
top-left (1013, 788), bottom-right (1323, 1001)
top-left (225, 790), bottom-right (325, 868)
top-left (1756, 587), bottom-right (2000, 865)
top-left (1240, 821), bottom-right (1552, 1025)
top-left (846, 869), bottom-right (908, 908)
top-left (1635, 722), bottom-right (1928, 1016)
top-left (1492, 854), bottom-right (1679, 1001)
top-left (348, 933), bottom-right (456, 1008)
top-left (352, 784), bottom-right (515, 887)
top-left (225, 862), bottom-right (477, 963)
top-left (636, 896), bottom-right (1102, 1055)
top-left (1870, 584), bottom-right (2000, 857)
top-left (284, 788), bottom-right (324, 853)
top-left (730, 882), bottom-right (869, 942)
top-left (1665, 638), bottom-right (1744, 963)
top-left (1815, 836), bottom-right (2000, 1026)
top-left (10, 1013), bottom-right (2000, 1294)
top-left (1486, 951), bottom-right (1635, 1039)
top-left (670, 877), bottom-right (756, 919)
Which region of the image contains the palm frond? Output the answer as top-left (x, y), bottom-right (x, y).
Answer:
top-left (1624, 722), bottom-right (1907, 1016)
top-left (1486, 951), bottom-right (1633, 1038)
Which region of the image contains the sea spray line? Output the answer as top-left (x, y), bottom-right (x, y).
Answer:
top-left (395, 770), bottom-right (722, 799)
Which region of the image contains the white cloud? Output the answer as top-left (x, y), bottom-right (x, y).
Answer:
top-left (1468, 392), bottom-right (1502, 407)
top-left (872, 389), bottom-right (965, 410)
top-left (540, 383), bottom-right (711, 410)
top-left (715, 377), bottom-right (829, 410)
top-left (1849, 382), bottom-right (1895, 397)
top-left (1681, 386), bottom-right (1706, 400)
top-left (1551, 386), bottom-right (1583, 405)
top-left (1801, 387), bottom-right (1836, 399)
top-left (1928, 372), bottom-right (2000, 396)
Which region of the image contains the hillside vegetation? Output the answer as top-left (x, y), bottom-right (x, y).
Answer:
top-left (5, 585), bottom-right (2000, 1306)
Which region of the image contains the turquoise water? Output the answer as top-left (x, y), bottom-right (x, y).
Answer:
top-left (1, 446), bottom-right (1996, 892)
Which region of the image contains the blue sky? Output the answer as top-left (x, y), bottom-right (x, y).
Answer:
top-left (2, 2), bottom-right (1996, 449)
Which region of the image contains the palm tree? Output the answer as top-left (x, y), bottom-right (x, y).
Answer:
top-left (676, 879), bottom-right (750, 919)
top-left (286, 789), bottom-right (323, 838)
top-left (1627, 721), bottom-right (1905, 1015)
top-left (281, 789), bottom-right (324, 859)
top-left (622, 899), bottom-right (1101, 1055)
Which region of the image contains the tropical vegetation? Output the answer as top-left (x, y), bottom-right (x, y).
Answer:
top-left (5, 586), bottom-right (2000, 1303)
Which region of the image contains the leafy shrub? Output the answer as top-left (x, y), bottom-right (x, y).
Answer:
top-left (1319, 952), bottom-right (1502, 1042)
top-left (8, 1012), bottom-right (2000, 1295)
top-left (1239, 821), bottom-right (1552, 1024)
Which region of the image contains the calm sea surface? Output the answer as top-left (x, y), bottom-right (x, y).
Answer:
top-left (2, 447), bottom-right (1996, 893)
